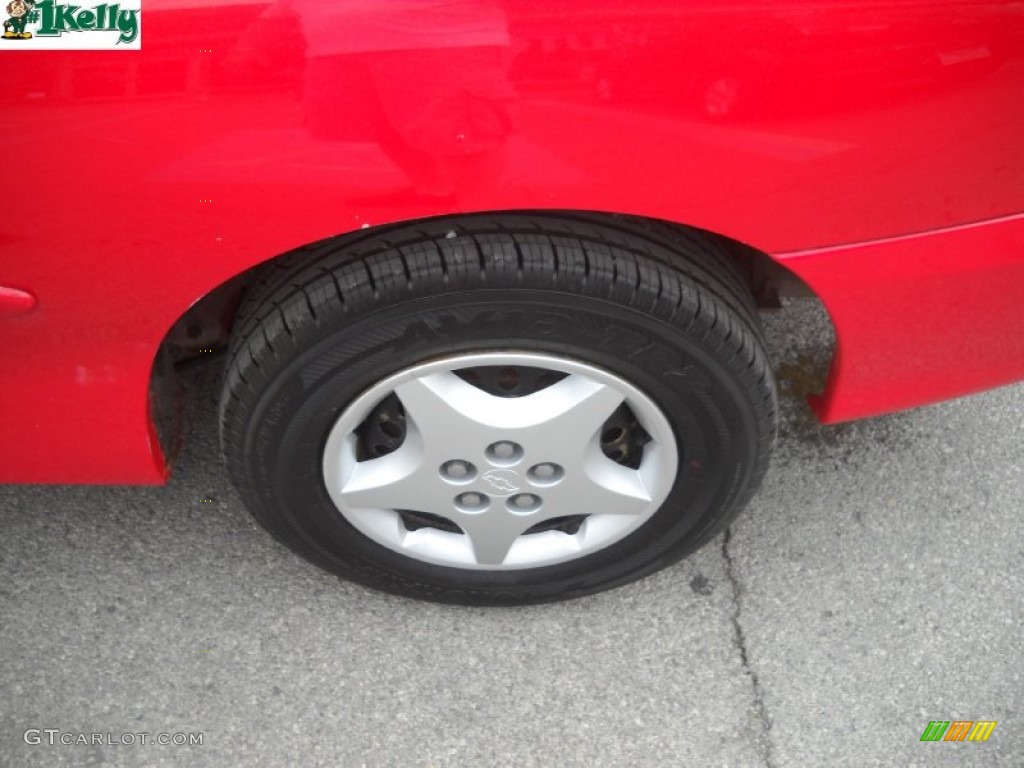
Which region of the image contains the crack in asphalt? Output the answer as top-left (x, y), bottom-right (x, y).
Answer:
top-left (723, 527), bottom-right (777, 768)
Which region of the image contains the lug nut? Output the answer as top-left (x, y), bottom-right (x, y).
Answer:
top-left (455, 492), bottom-right (489, 513)
top-left (440, 460), bottom-right (476, 483)
top-left (527, 462), bottom-right (564, 485)
top-left (486, 441), bottom-right (523, 466)
top-left (508, 493), bottom-right (542, 514)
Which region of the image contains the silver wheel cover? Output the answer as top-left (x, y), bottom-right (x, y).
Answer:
top-left (322, 352), bottom-right (679, 570)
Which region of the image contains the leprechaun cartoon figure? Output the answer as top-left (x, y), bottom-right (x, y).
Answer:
top-left (3, 0), bottom-right (36, 39)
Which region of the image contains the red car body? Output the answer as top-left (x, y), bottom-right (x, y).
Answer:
top-left (2, 0), bottom-right (1023, 484)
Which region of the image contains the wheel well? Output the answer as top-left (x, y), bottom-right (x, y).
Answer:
top-left (149, 211), bottom-right (830, 466)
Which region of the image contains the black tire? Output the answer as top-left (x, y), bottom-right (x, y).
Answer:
top-left (220, 214), bottom-right (776, 605)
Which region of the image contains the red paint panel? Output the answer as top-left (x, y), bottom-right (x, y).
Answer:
top-left (783, 213), bottom-right (1024, 423)
top-left (1, 1), bottom-right (1022, 483)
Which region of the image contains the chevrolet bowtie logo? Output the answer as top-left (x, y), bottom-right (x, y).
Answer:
top-left (481, 470), bottom-right (520, 494)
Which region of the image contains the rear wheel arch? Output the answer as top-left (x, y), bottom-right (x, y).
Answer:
top-left (149, 211), bottom-right (830, 472)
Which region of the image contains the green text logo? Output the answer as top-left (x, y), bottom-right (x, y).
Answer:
top-left (1, 0), bottom-right (140, 48)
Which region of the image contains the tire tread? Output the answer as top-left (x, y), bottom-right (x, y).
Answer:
top-left (219, 214), bottom-right (778, 598)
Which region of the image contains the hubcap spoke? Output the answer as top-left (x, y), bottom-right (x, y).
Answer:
top-left (396, 371), bottom-right (624, 440)
top-left (394, 372), bottom-right (501, 438)
top-left (336, 439), bottom-right (428, 511)
top-left (457, 512), bottom-right (537, 566)
top-left (548, 453), bottom-right (653, 518)
top-left (528, 374), bottom-right (626, 443)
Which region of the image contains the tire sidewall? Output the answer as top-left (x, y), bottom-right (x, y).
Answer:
top-left (240, 290), bottom-right (763, 603)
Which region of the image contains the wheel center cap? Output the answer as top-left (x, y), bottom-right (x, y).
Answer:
top-left (479, 469), bottom-right (521, 496)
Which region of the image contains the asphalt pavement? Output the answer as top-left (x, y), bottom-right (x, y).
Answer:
top-left (1, 299), bottom-right (1021, 767)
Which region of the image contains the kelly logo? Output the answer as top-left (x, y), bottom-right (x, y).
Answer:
top-left (920, 720), bottom-right (997, 743)
top-left (1, 0), bottom-right (140, 49)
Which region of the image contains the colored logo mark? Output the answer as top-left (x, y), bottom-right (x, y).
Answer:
top-left (920, 721), bottom-right (997, 742)
top-left (1, 0), bottom-right (140, 49)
